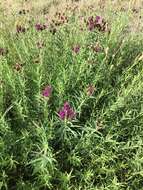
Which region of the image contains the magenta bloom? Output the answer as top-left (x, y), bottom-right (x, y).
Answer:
top-left (42, 85), bottom-right (52, 97)
top-left (86, 15), bottom-right (107, 32)
top-left (35, 23), bottom-right (47, 31)
top-left (16, 25), bottom-right (26, 33)
top-left (58, 102), bottom-right (76, 120)
top-left (87, 85), bottom-right (95, 96)
top-left (95, 16), bottom-right (108, 32)
top-left (95, 16), bottom-right (103, 25)
top-left (87, 16), bottom-right (96, 31)
top-left (72, 45), bottom-right (80, 54)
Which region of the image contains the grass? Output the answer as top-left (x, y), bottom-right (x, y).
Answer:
top-left (0, 0), bottom-right (143, 189)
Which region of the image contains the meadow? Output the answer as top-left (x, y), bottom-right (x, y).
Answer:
top-left (0, 0), bottom-right (143, 189)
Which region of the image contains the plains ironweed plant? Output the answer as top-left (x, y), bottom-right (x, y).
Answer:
top-left (58, 102), bottom-right (76, 120)
top-left (0, 0), bottom-right (143, 189)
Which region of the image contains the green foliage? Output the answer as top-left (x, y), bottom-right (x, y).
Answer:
top-left (0, 6), bottom-right (143, 190)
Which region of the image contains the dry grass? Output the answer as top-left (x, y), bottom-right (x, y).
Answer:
top-left (1, 0), bottom-right (142, 34)
top-left (0, 1), bottom-right (143, 190)
top-left (1, 0), bottom-right (143, 15)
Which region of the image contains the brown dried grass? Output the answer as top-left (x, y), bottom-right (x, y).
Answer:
top-left (1, 0), bottom-right (142, 15)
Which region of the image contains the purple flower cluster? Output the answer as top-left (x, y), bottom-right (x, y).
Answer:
top-left (41, 85), bottom-right (77, 120)
top-left (87, 15), bottom-right (108, 32)
top-left (35, 23), bottom-right (47, 31)
top-left (41, 85), bottom-right (76, 120)
top-left (41, 84), bottom-right (95, 120)
top-left (42, 85), bottom-right (52, 97)
top-left (87, 16), bottom-right (96, 31)
top-left (58, 102), bottom-right (76, 120)
top-left (96, 16), bottom-right (103, 25)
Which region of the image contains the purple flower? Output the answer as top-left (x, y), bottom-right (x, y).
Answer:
top-left (87, 16), bottom-right (96, 31)
top-left (35, 23), bottom-right (47, 31)
top-left (95, 16), bottom-right (108, 32)
top-left (16, 25), bottom-right (26, 33)
top-left (58, 102), bottom-right (76, 120)
top-left (86, 15), bottom-right (108, 32)
top-left (72, 45), bottom-right (80, 54)
top-left (87, 85), bottom-right (95, 96)
top-left (42, 85), bottom-right (52, 97)
top-left (95, 16), bottom-right (103, 25)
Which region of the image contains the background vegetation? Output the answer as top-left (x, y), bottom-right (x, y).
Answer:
top-left (0, 0), bottom-right (143, 189)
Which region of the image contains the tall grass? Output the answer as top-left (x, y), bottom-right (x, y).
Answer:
top-left (0, 1), bottom-right (143, 189)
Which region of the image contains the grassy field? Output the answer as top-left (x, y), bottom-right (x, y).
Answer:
top-left (0, 0), bottom-right (143, 189)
